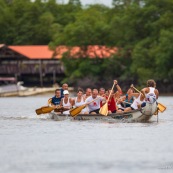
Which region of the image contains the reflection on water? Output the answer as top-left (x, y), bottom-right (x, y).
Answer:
top-left (0, 96), bottom-right (173, 173)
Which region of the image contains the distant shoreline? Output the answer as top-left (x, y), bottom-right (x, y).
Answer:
top-left (159, 93), bottom-right (173, 96)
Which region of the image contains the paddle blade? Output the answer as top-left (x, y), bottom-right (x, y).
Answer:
top-left (99, 103), bottom-right (108, 116)
top-left (41, 106), bottom-right (55, 114)
top-left (35, 106), bottom-right (55, 115)
top-left (158, 103), bottom-right (166, 113)
top-left (70, 105), bottom-right (86, 117)
top-left (35, 108), bottom-right (43, 115)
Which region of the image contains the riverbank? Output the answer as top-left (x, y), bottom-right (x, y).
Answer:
top-left (0, 87), bottom-right (74, 97)
top-left (0, 85), bottom-right (172, 97)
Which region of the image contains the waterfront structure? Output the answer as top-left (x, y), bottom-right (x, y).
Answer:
top-left (0, 44), bottom-right (117, 86)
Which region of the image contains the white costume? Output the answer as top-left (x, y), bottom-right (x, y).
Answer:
top-left (145, 87), bottom-right (157, 104)
top-left (62, 98), bottom-right (71, 115)
top-left (85, 96), bottom-right (104, 112)
top-left (74, 97), bottom-right (88, 114)
top-left (131, 94), bottom-right (144, 110)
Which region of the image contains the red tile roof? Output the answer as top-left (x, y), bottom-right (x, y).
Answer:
top-left (1, 45), bottom-right (118, 59)
top-left (9, 45), bottom-right (54, 59)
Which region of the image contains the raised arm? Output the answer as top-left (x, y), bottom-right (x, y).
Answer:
top-left (114, 80), bottom-right (122, 98)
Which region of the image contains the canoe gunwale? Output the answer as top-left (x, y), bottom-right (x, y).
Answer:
top-left (53, 108), bottom-right (142, 117)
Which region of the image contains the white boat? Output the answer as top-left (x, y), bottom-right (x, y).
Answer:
top-left (49, 102), bottom-right (158, 122)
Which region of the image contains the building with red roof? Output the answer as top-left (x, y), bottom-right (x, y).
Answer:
top-left (0, 44), bottom-right (118, 59)
top-left (0, 44), bottom-right (118, 86)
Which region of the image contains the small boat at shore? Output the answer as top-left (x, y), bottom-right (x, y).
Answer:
top-left (49, 102), bottom-right (158, 123)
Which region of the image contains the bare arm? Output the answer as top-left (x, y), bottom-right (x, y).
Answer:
top-left (48, 98), bottom-right (57, 108)
top-left (48, 98), bottom-right (52, 106)
top-left (60, 98), bottom-right (63, 107)
top-left (129, 93), bottom-right (140, 98)
top-left (155, 89), bottom-right (159, 99)
top-left (114, 80), bottom-right (122, 94)
top-left (117, 95), bottom-right (126, 104)
top-left (70, 98), bottom-right (74, 107)
top-left (100, 96), bottom-right (106, 104)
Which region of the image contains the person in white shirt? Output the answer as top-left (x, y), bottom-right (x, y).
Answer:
top-left (60, 90), bottom-right (73, 115)
top-left (85, 89), bottom-right (106, 114)
top-left (73, 89), bottom-right (88, 114)
top-left (124, 79), bottom-right (159, 112)
top-left (141, 79), bottom-right (159, 102)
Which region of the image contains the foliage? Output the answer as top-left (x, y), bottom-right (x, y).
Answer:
top-left (61, 54), bottom-right (130, 90)
top-left (0, 0), bottom-right (173, 91)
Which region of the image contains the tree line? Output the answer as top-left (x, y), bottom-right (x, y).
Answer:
top-left (0, 0), bottom-right (173, 92)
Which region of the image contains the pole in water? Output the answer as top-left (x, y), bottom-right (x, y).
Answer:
top-left (157, 113), bottom-right (159, 123)
top-left (156, 108), bottom-right (159, 123)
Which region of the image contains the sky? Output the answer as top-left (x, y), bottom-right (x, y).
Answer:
top-left (32, 0), bottom-right (113, 7)
top-left (62, 0), bottom-right (113, 7)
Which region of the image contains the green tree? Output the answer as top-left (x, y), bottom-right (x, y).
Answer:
top-left (51, 4), bottom-right (110, 47)
top-left (130, 0), bottom-right (173, 85)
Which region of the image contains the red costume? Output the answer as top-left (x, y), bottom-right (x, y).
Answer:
top-left (107, 97), bottom-right (117, 112)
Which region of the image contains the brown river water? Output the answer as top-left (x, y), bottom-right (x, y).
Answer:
top-left (0, 95), bottom-right (173, 173)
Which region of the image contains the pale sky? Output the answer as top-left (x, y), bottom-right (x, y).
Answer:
top-left (61, 0), bottom-right (113, 7)
top-left (32, 0), bottom-right (113, 7)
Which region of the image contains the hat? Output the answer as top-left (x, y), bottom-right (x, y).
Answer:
top-left (63, 90), bottom-right (69, 95)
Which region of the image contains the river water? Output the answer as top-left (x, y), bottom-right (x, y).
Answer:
top-left (0, 95), bottom-right (173, 173)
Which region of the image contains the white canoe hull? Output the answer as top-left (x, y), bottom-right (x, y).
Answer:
top-left (49, 102), bottom-right (158, 123)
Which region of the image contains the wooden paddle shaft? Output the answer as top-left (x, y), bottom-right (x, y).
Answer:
top-left (70, 97), bottom-right (101, 117)
top-left (99, 82), bottom-right (116, 116)
top-left (107, 83), bottom-right (115, 101)
top-left (86, 97), bottom-right (100, 105)
top-left (132, 86), bottom-right (141, 94)
top-left (122, 101), bottom-right (132, 105)
top-left (131, 85), bottom-right (146, 97)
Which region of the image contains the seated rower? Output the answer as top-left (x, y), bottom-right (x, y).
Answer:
top-left (60, 83), bottom-right (68, 98)
top-left (85, 89), bottom-right (106, 114)
top-left (117, 87), bottom-right (135, 111)
top-left (107, 80), bottom-right (123, 114)
top-left (99, 87), bottom-right (106, 97)
top-left (83, 88), bottom-right (92, 99)
top-left (60, 90), bottom-right (73, 115)
top-left (141, 79), bottom-right (159, 103)
top-left (123, 79), bottom-right (158, 112)
top-left (123, 91), bottom-right (145, 112)
top-left (73, 89), bottom-right (88, 114)
top-left (48, 89), bottom-right (63, 113)
top-left (48, 89), bottom-right (62, 113)
top-left (99, 87), bottom-right (106, 107)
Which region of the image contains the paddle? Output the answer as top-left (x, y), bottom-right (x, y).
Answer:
top-left (99, 82), bottom-right (115, 116)
top-left (70, 97), bottom-right (100, 117)
top-left (131, 85), bottom-right (166, 113)
top-left (35, 105), bottom-right (63, 115)
top-left (157, 103), bottom-right (166, 113)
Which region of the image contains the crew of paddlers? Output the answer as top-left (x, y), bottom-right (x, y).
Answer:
top-left (48, 79), bottom-right (159, 115)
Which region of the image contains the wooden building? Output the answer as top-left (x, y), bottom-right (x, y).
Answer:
top-left (0, 44), bottom-right (64, 86)
top-left (0, 44), bottom-right (118, 86)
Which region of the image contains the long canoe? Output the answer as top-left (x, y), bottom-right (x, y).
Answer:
top-left (49, 102), bottom-right (158, 123)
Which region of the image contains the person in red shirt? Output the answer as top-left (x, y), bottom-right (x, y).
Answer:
top-left (107, 80), bottom-right (123, 114)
